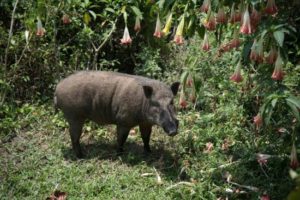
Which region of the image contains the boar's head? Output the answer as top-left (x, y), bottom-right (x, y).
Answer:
top-left (142, 82), bottom-right (180, 136)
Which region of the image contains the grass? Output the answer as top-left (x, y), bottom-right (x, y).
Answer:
top-left (0, 103), bottom-right (295, 199)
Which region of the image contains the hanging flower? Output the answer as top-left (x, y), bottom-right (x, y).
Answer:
top-left (230, 62), bottom-right (243, 83)
top-left (162, 12), bottom-right (173, 36)
top-left (36, 18), bottom-right (46, 37)
top-left (189, 84), bottom-right (197, 103)
top-left (203, 11), bottom-right (216, 31)
top-left (202, 32), bottom-right (210, 51)
top-left (186, 75), bottom-right (193, 87)
top-left (271, 53), bottom-right (285, 80)
top-left (251, 7), bottom-right (261, 26)
top-left (250, 39), bottom-right (258, 61)
top-left (265, 47), bottom-right (278, 64)
top-left (134, 16), bottom-right (141, 32)
top-left (216, 6), bottom-right (227, 24)
top-left (173, 16), bottom-right (185, 45)
top-left (200, 0), bottom-right (211, 13)
top-left (120, 26), bottom-right (132, 45)
top-left (179, 90), bottom-right (187, 108)
top-left (62, 14), bottom-right (71, 24)
top-left (229, 4), bottom-right (241, 23)
top-left (240, 5), bottom-right (252, 34)
top-left (250, 38), bottom-right (264, 63)
top-left (260, 194), bottom-right (270, 200)
top-left (265, 0), bottom-right (278, 15)
top-left (253, 114), bottom-right (263, 129)
top-left (229, 29), bottom-right (241, 49)
top-left (256, 38), bottom-right (264, 63)
top-left (290, 143), bottom-right (299, 169)
top-left (153, 14), bottom-right (162, 38)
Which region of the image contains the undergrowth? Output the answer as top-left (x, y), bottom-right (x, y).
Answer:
top-left (0, 102), bottom-right (295, 199)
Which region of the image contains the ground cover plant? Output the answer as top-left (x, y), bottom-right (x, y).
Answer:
top-left (1, 0), bottom-right (300, 199)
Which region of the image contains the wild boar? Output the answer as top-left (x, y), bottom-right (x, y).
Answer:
top-left (54, 71), bottom-right (180, 158)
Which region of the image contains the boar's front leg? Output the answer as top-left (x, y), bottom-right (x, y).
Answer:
top-left (139, 125), bottom-right (152, 154)
top-left (68, 118), bottom-right (84, 158)
top-left (116, 126), bottom-right (130, 154)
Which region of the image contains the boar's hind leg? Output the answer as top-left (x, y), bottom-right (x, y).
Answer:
top-left (116, 126), bottom-right (130, 154)
top-left (139, 125), bottom-right (152, 154)
top-left (68, 119), bottom-right (84, 158)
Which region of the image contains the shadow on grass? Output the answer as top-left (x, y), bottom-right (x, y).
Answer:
top-left (61, 138), bottom-right (181, 180)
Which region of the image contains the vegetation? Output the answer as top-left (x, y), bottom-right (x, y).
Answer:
top-left (1, 0), bottom-right (300, 199)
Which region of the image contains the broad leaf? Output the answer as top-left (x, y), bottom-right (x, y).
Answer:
top-left (287, 101), bottom-right (300, 123)
top-left (180, 71), bottom-right (189, 90)
top-left (286, 95), bottom-right (300, 109)
top-left (131, 6), bottom-right (143, 19)
top-left (88, 10), bottom-right (97, 20)
top-left (273, 30), bottom-right (285, 47)
top-left (83, 12), bottom-right (91, 24)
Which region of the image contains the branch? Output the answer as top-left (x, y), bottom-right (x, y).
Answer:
top-left (91, 18), bottom-right (118, 52)
top-left (4, 0), bottom-right (19, 69)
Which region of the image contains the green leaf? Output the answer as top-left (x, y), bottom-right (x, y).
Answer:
top-left (131, 6), bottom-right (143, 19)
top-left (286, 96), bottom-right (300, 109)
top-left (242, 41), bottom-right (252, 63)
top-left (287, 101), bottom-right (300, 123)
top-left (158, 0), bottom-right (165, 9)
top-left (288, 186), bottom-right (300, 200)
top-left (271, 98), bottom-right (278, 108)
top-left (105, 8), bottom-right (115, 14)
top-left (196, 26), bottom-right (205, 39)
top-left (88, 10), bottom-right (97, 20)
top-left (273, 30), bottom-right (285, 47)
top-left (265, 104), bottom-right (274, 125)
top-left (180, 71), bottom-right (189, 91)
top-left (83, 12), bottom-right (91, 24)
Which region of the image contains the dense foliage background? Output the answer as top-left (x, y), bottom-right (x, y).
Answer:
top-left (1, 0), bottom-right (300, 199)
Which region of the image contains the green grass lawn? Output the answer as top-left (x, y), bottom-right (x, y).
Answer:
top-left (0, 104), bottom-right (295, 199)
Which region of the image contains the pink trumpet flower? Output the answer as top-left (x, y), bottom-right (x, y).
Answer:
top-left (120, 26), bottom-right (132, 45)
top-left (179, 91), bottom-right (187, 108)
top-left (173, 16), bottom-right (185, 45)
top-left (202, 32), bottom-right (210, 51)
top-left (229, 4), bottom-right (241, 23)
top-left (216, 7), bottom-right (227, 24)
top-left (250, 39), bottom-right (264, 63)
top-left (153, 14), bottom-right (163, 38)
top-left (265, 0), bottom-right (278, 15)
top-left (230, 62), bottom-right (243, 83)
top-left (251, 7), bottom-right (261, 25)
top-left (271, 53), bottom-right (285, 81)
top-left (240, 5), bottom-right (252, 34)
top-left (203, 12), bottom-right (216, 31)
top-left (200, 0), bottom-right (211, 13)
top-left (229, 30), bottom-right (241, 49)
top-left (134, 17), bottom-right (141, 32)
top-left (36, 18), bottom-right (46, 37)
top-left (265, 47), bottom-right (278, 64)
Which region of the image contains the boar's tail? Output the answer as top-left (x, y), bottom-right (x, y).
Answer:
top-left (53, 95), bottom-right (58, 114)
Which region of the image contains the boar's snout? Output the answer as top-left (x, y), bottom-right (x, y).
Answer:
top-left (163, 118), bottom-right (179, 136)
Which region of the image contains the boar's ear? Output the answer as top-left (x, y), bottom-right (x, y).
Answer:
top-left (170, 82), bottom-right (180, 96)
top-left (143, 85), bottom-right (153, 98)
